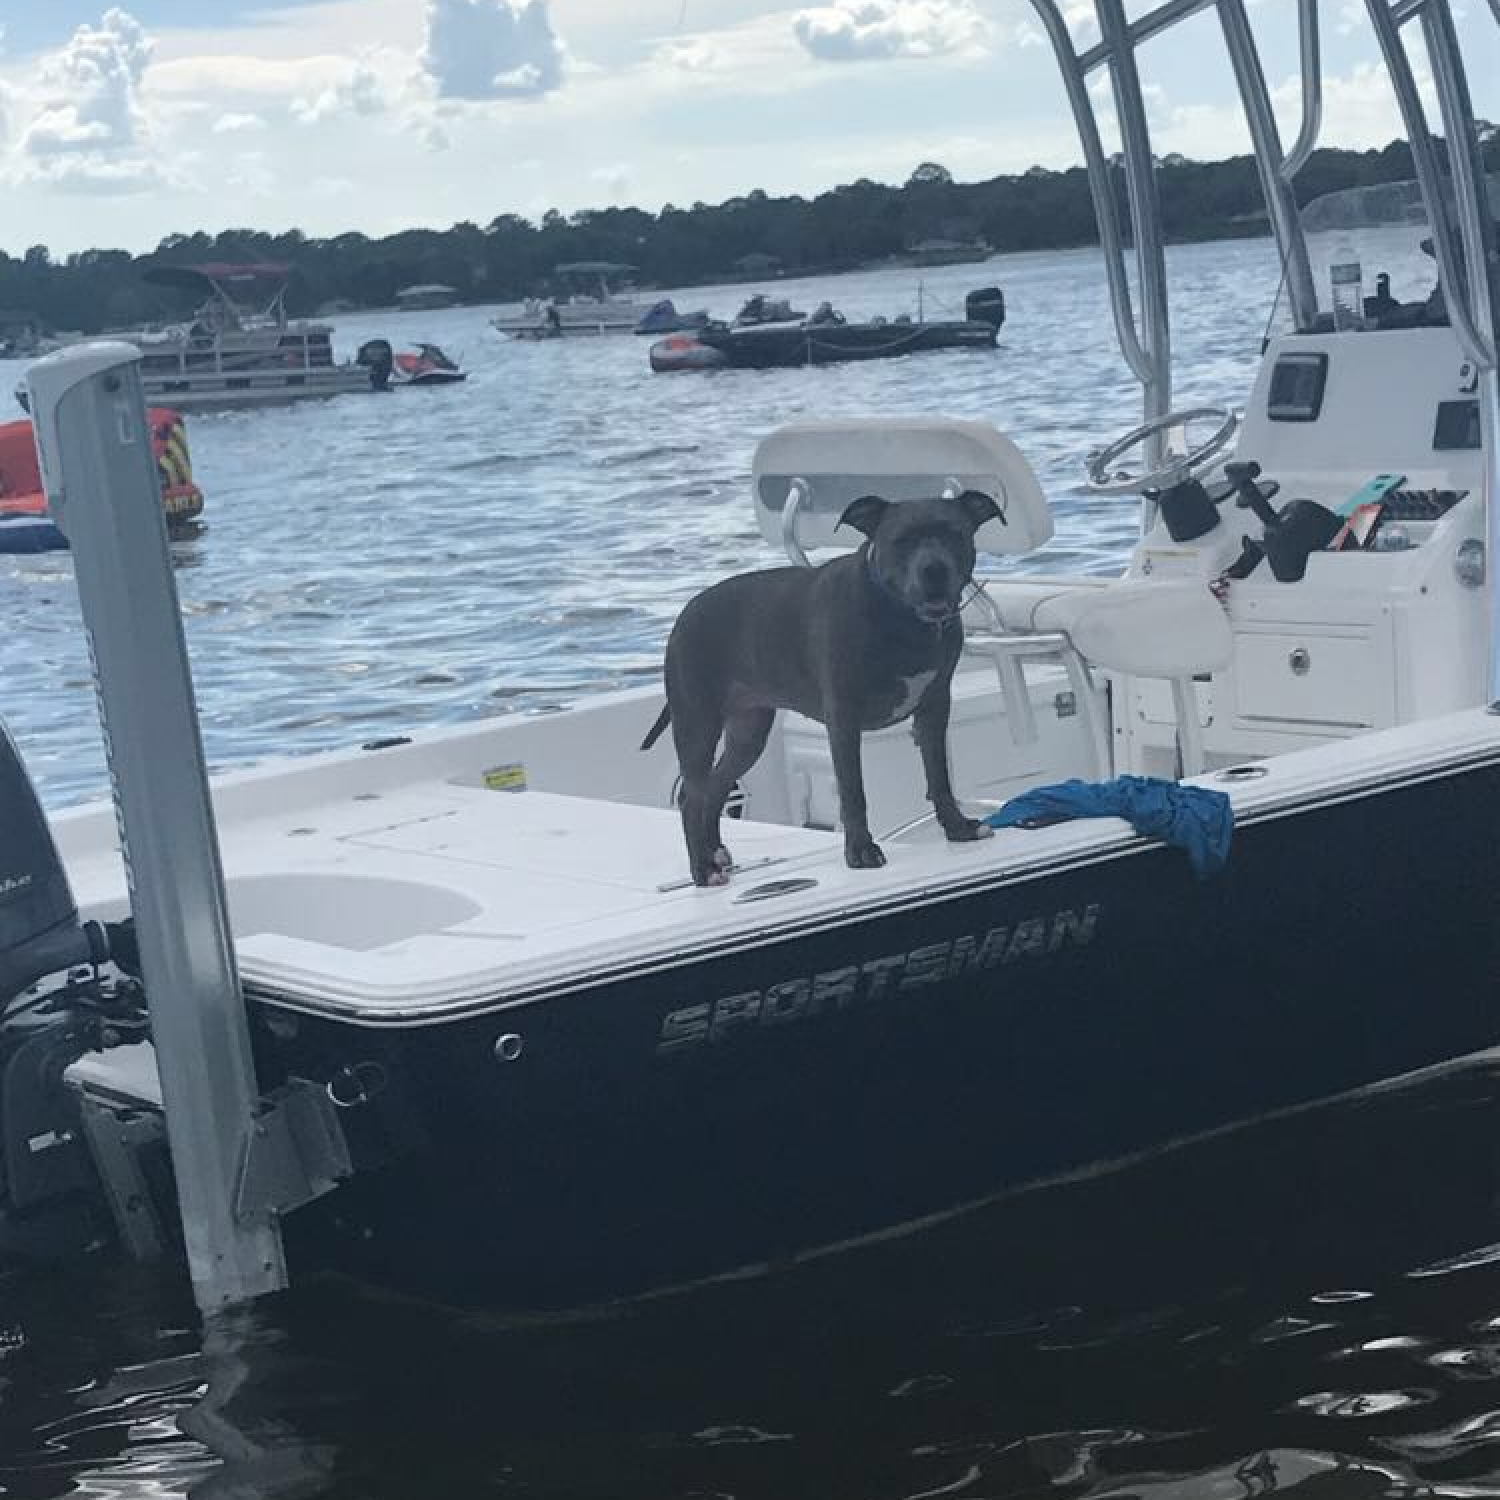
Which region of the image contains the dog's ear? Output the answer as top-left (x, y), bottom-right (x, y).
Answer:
top-left (957, 488), bottom-right (1006, 530)
top-left (837, 494), bottom-right (890, 540)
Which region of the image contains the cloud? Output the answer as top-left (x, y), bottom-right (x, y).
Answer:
top-left (590, 161), bottom-right (631, 199)
top-left (292, 61), bottom-right (384, 123)
top-left (21, 8), bottom-right (151, 156)
top-left (226, 149), bottom-right (275, 196)
top-left (19, 154), bottom-right (166, 194)
top-left (211, 111), bottom-right (266, 134)
top-left (791, 0), bottom-right (987, 62)
top-left (417, 116), bottom-right (451, 151)
top-left (421, 0), bottom-right (566, 100)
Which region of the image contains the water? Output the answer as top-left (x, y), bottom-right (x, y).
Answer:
top-left (8, 235), bottom-right (1499, 1498)
top-left (0, 240), bottom-right (1266, 809)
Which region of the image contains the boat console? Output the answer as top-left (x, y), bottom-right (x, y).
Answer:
top-left (1100, 323), bottom-right (1489, 775)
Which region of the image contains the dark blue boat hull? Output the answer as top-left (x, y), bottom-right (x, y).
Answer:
top-left (261, 753), bottom-right (1500, 1309)
top-left (694, 319), bottom-right (999, 368)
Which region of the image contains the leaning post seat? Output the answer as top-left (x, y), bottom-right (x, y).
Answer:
top-left (751, 418), bottom-right (1053, 560)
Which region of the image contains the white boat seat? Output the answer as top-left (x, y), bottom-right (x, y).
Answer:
top-left (751, 418), bottom-right (1054, 561)
top-left (999, 581), bottom-right (1231, 777)
top-left (1030, 581), bottom-right (1232, 680)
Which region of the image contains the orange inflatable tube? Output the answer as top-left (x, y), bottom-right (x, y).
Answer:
top-left (0, 408), bottom-right (203, 526)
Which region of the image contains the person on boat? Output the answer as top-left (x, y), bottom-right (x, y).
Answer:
top-left (807, 301), bottom-right (845, 326)
top-left (545, 303), bottom-right (562, 336)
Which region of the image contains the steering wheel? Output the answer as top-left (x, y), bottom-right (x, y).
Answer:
top-left (1084, 406), bottom-right (1240, 496)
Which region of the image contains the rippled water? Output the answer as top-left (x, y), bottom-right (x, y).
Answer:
top-left (6, 1057), bottom-right (1500, 1499)
top-left (10, 236), bottom-right (1500, 1499)
top-left (1, 239), bottom-right (1273, 808)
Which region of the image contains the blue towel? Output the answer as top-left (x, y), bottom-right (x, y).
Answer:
top-left (982, 775), bottom-right (1234, 878)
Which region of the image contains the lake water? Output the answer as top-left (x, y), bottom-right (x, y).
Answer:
top-left (8, 236), bottom-right (1500, 1499)
top-left (0, 240), bottom-right (1273, 809)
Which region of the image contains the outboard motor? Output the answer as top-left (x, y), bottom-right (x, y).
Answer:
top-left (0, 717), bottom-right (131, 1260)
top-left (0, 719), bottom-right (107, 1002)
top-left (355, 338), bottom-right (394, 391)
top-left (965, 287), bottom-right (1007, 332)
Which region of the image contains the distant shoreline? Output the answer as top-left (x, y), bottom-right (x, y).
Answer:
top-left (0, 137), bottom-right (1472, 337)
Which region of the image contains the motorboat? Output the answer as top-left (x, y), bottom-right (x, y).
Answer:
top-left (634, 299), bottom-right (710, 335)
top-left (731, 294), bottom-right (807, 327)
top-left (491, 261), bottom-right (651, 338)
top-left (0, 408), bottom-right (201, 553)
top-left (650, 287), bottom-right (1005, 371)
top-left (3, 0), bottom-right (1500, 1316)
top-left (90, 264), bottom-right (376, 412)
top-left (356, 340), bottom-right (468, 386)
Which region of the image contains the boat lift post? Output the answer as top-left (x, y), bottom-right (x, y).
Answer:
top-left (27, 344), bottom-right (294, 1312)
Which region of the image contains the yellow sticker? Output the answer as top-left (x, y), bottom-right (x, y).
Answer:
top-left (483, 763), bottom-right (528, 793)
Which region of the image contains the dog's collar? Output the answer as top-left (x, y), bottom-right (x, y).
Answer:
top-left (863, 550), bottom-right (960, 634)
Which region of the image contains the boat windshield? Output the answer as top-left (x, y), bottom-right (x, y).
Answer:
top-left (1272, 175), bottom-right (1500, 336)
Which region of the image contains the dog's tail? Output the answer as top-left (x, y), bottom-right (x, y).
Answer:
top-left (640, 703), bottom-right (671, 751)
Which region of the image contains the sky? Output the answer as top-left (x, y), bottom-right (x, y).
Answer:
top-left (0, 0), bottom-right (1495, 257)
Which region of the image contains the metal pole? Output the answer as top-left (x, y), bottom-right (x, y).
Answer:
top-left (1364, 0), bottom-right (1490, 365)
top-left (1027, 0), bottom-right (1153, 385)
top-left (1363, 0), bottom-right (1500, 702)
top-left (26, 343), bottom-right (287, 1311)
top-left (1217, 0), bottom-right (1319, 329)
top-left (1283, 0), bottom-right (1324, 178)
top-left (1098, 0), bottom-right (1172, 455)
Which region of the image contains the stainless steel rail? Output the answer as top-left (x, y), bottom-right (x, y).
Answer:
top-left (1028, 0), bottom-right (1324, 445)
top-left (1363, 0), bottom-right (1500, 698)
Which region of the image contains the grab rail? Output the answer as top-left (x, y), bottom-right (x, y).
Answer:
top-left (1362, 0), bottom-right (1500, 699)
top-left (1028, 0), bottom-right (1324, 447)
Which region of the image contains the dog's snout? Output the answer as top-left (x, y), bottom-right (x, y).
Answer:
top-left (920, 559), bottom-right (951, 597)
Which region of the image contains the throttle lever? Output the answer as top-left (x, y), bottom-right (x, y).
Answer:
top-left (1223, 459), bottom-right (1282, 528)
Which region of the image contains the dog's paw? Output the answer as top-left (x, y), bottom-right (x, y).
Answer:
top-left (694, 866), bottom-right (731, 888)
top-left (844, 838), bottom-right (887, 870)
top-left (713, 845), bottom-right (734, 871)
top-left (942, 817), bottom-right (994, 844)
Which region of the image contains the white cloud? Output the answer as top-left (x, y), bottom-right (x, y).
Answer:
top-left (211, 110), bottom-right (266, 133)
top-left (21, 8), bottom-right (152, 156)
top-left (421, 0), bottom-right (566, 100)
top-left (418, 116), bottom-right (451, 151)
top-left (151, 52), bottom-right (354, 100)
top-left (792, 0), bottom-right (987, 62)
top-left (292, 61), bottom-right (384, 122)
top-left (226, 148), bottom-right (275, 196)
top-left (19, 154), bottom-right (166, 194)
top-left (590, 160), bottom-right (631, 198)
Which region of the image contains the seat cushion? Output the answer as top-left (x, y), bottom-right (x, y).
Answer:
top-left (965, 576), bottom-right (1112, 633)
top-left (1032, 581), bottom-right (1232, 678)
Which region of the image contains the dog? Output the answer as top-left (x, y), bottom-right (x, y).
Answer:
top-left (641, 490), bottom-right (1004, 886)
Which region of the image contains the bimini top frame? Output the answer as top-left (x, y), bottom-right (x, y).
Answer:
top-left (1027, 0), bottom-right (1323, 441)
top-left (1029, 0), bottom-right (1500, 697)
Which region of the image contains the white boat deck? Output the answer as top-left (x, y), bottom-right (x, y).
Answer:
top-left (54, 700), bottom-right (1500, 1026)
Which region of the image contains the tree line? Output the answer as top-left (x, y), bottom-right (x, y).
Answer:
top-left (1, 136), bottom-right (1490, 335)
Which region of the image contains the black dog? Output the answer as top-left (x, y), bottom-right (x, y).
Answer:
top-left (641, 491), bottom-right (1003, 886)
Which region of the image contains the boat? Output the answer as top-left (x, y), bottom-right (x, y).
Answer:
top-left (731, 294), bottom-right (807, 327)
top-left (491, 262), bottom-right (651, 338)
top-left (356, 339), bottom-right (468, 386)
top-left (3, 0), bottom-right (1499, 1316)
top-left (31, 264), bottom-right (378, 413)
top-left (634, 299), bottom-right (710, 335)
top-left (0, 407), bottom-right (201, 554)
top-left (650, 286), bottom-right (1005, 371)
